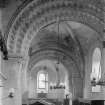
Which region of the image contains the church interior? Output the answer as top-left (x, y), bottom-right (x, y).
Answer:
top-left (0, 0), bottom-right (105, 105)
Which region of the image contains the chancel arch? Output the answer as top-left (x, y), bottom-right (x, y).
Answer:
top-left (27, 47), bottom-right (84, 97)
top-left (28, 59), bottom-right (72, 99)
top-left (6, 0), bottom-right (104, 56)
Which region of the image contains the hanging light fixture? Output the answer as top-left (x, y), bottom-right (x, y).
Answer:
top-left (50, 62), bottom-right (65, 89)
top-left (50, 17), bottom-right (65, 90)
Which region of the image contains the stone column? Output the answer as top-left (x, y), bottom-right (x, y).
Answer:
top-left (15, 61), bottom-right (22, 105)
top-left (13, 57), bottom-right (29, 105)
top-left (83, 52), bottom-right (92, 99)
top-left (0, 8), bottom-right (3, 105)
top-left (0, 52), bottom-right (3, 105)
top-left (1, 56), bottom-right (26, 105)
top-left (9, 57), bottom-right (28, 105)
top-left (101, 41), bottom-right (105, 100)
top-left (102, 1), bottom-right (105, 104)
top-left (20, 57), bottom-right (29, 105)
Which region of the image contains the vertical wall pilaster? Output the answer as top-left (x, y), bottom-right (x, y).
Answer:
top-left (0, 52), bottom-right (3, 105)
top-left (1, 56), bottom-right (28, 105)
top-left (0, 10), bottom-right (3, 105)
top-left (101, 41), bottom-right (105, 99)
top-left (84, 54), bottom-right (91, 99)
top-left (15, 61), bottom-right (22, 105)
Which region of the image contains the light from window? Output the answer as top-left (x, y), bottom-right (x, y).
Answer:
top-left (37, 71), bottom-right (48, 93)
top-left (91, 48), bottom-right (101, 92)
top-left (38, 73), bottom-right (46, 89)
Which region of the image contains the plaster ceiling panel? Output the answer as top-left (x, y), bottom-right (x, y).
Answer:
top-left (46, 21), bottom-right (98, 54)
top-left (44, 21), bottom-right (98, 43)
top-left (67, 21), bottom-right (99, 55)
top-left (68, 21), bottom-right (97, 40)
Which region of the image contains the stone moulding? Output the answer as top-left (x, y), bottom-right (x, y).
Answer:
top-left (6, 0), bottom-right (104, 54)
top-left (28, 48), bottom-right (83, 78)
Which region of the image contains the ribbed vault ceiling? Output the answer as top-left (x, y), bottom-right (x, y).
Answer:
top-left (6, 0), bottom-right (104, 55)
top-left (5, 0), bottom-right (104, 80)
top-left (28, 21), bottom-right (100, 79)
top-left (30, 21), bottom-right (99, 56)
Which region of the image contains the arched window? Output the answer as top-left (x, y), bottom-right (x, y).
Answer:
top-left (37, 70), bottom-right (48, 93)
top-left (91, 48), bottom-right (101, 92)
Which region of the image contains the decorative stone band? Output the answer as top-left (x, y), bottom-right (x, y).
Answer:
top-left (28, 48), bottom-right (82, 79)
top-left (6, 0), bottom-right (104, 55)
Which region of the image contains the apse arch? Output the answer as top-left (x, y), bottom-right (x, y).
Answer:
top-left (28, 59), bottom-right (72, 98)
top-left (6, 0), bottom-right (104, 55)
top-left (27, 48), bottom-right (84, 96)
top-left (28, 49), bottom-right (79, 77)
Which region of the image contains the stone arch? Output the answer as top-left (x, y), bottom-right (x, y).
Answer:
top-left (28, 49), bottom-right (79, 75)
top-left (27, 48), bottom-right (84, 97)
top-left (29, 61), bottom-right (70, 95)
top-left (6, 0), bottom-right (104, 55)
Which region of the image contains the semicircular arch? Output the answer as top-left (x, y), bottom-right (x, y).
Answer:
top-left (6, 0), bottom-right (104, 55)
